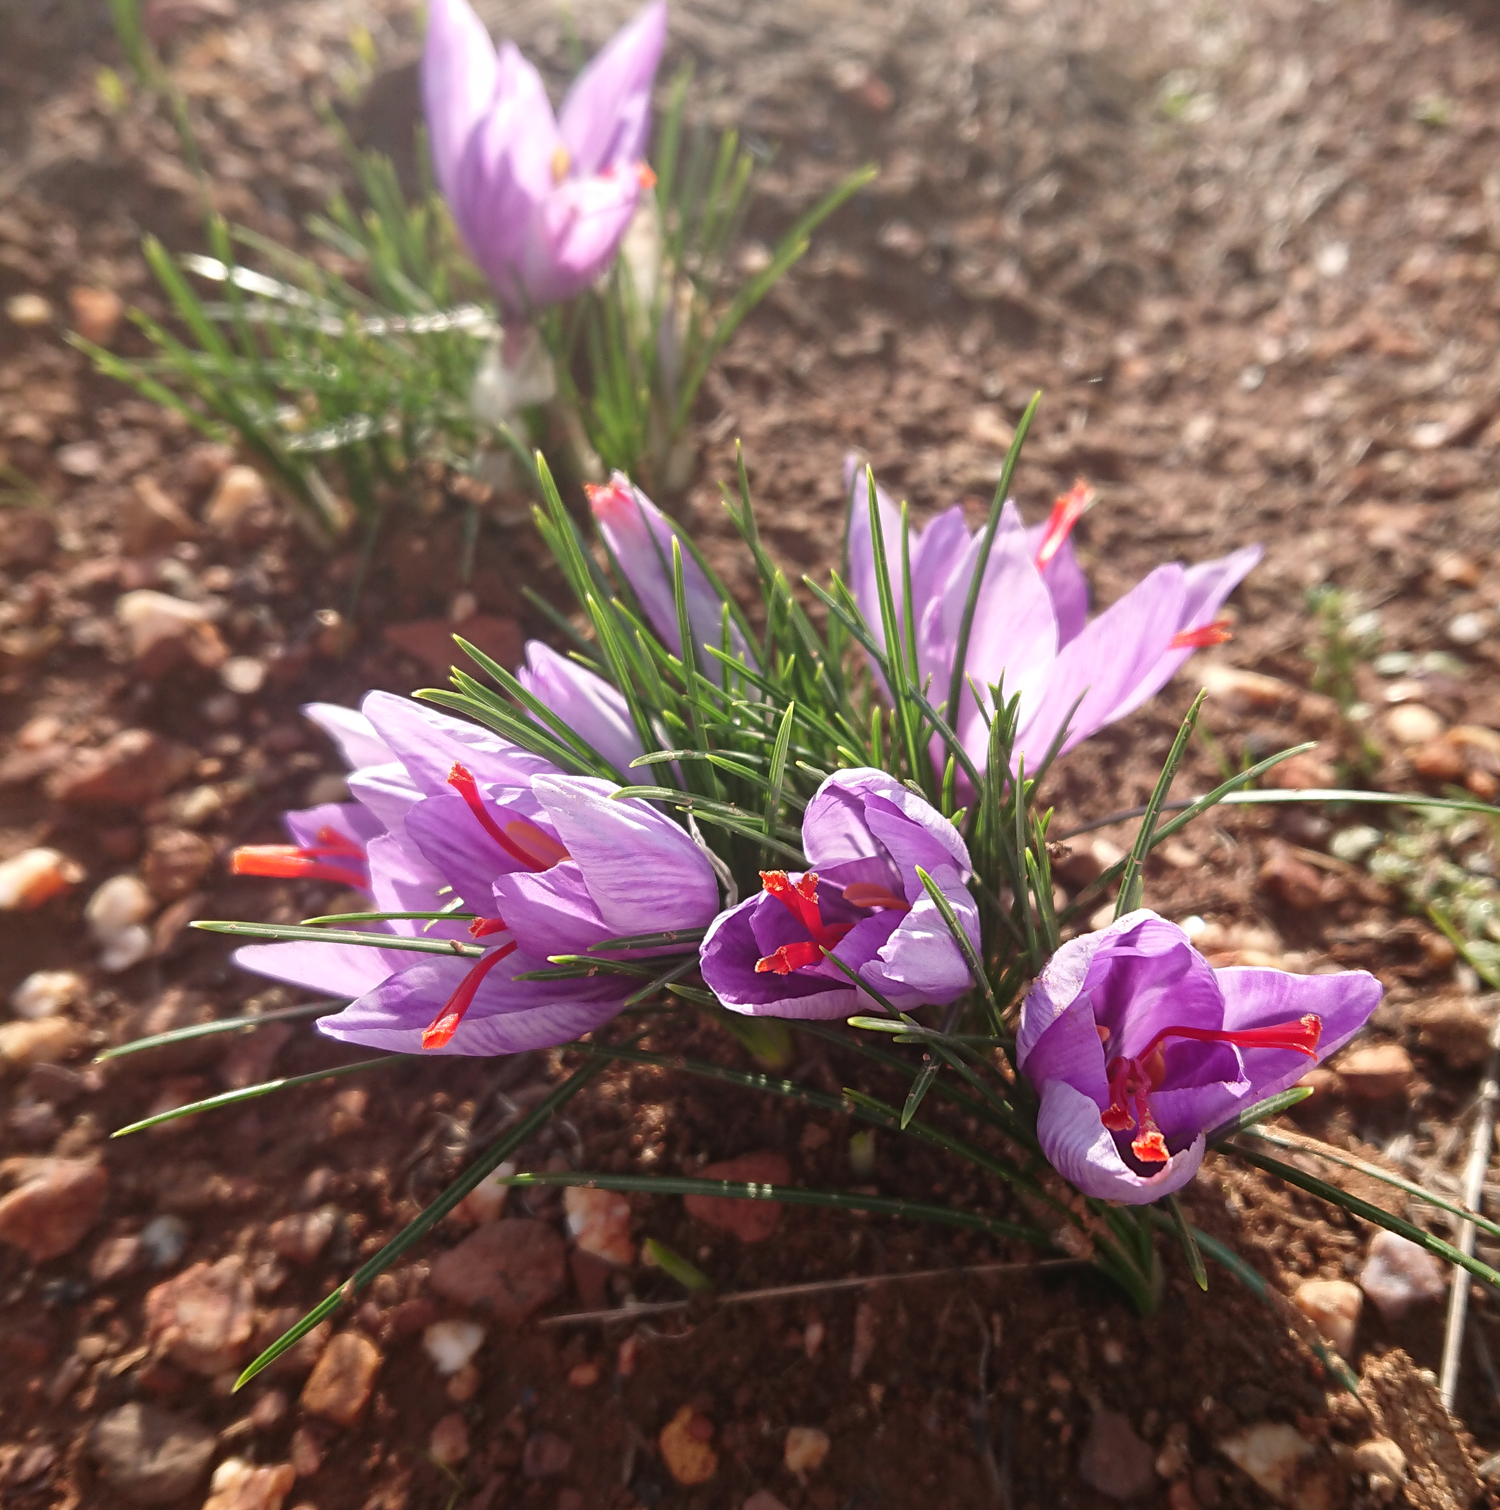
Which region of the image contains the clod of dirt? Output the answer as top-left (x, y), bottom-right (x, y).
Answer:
top-left (743, 1493), bottom-right (792, 1510)
top-left (0, 847), bottom-right (83, 910)
top-left (9, 969), bottom-right (85, 1019)
top-left (87, 1402), bottom-right (217, 1505)
top-left (1359, 1349), bottom-right (1483, 1510)
top-left (1359, 1231), bottom-right (1448, 1322)
top-left (115, 589), bottom-right (228, 676)
top-left (428, 1218), bottom-right (567, 1324)
top-left (422, 1318), bottom-right (485, 1376)
top-left (201, 1457), bottom-right (297, 1510)
top-left (1293, 1278), bottom-right (1362, 1358)
top-left (1258, 843), bottom-right (1325, 912)
top-left (267, 1207), bottom-right (338, 1266)
top-left (429, 1413), bottom-right (469, 1467)
top-left (1407, 996), bottom-right (1494, 1070)
top-left (659, 1406), bottom-right (717, 1486)
top-left (140, 828), bottom-right (214, 902)
top-left (143, 1255), bottom-right (255, 1375)
top-left (1334, 1043), bottom-right (1415, 1100)
top-left (0, 1017), bottom-right (83, 1070)
top-left (522, 1430), bottom-right (574, 1478)
top-left (0, 1158), bottom-right (107, 1261)
top-left (1077, 1408), bottom-right (1157, 1501)
top-left (0, 508), bottom-right (57, 568)
top-left (121, 476), bottom-right (196, 557)
top-left (299, 1331), bottom-right (382, 1427)
top-left (784, 1425), bottom-right (831, 1476)
top-left (49, 729), bottom-right (196, 807)
top-left (1216, 1423), bottom-right (1338, 1510)
top-left (683, 1150), bottom-right (791, 1242)
top-left (203, 465), bottom-right (276, 543)
top-left (563, 1185), bottom-right (634, 1265)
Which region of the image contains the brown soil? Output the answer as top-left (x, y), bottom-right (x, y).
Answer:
top-left (4, 1), bottom-right (1500, 1507)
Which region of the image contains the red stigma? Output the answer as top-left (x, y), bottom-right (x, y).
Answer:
top-left (1170, 618), bottom-right (1234, 650)
top-left (422, 941), bottom-right (518, 1049)
top-left (1101, 1014), bottom-right (1323, 1164)
top-left (230, 825), bottom-right (368, 891)
top-left (447, 763), bottom-right (565, 873)
top-left (1034, 479), bottom-right (1095, 571)
top-left (753, 870), bottom-right (859, 976)
top-left (468, 917), bottom-right (509, 937)
top-left (636, 163), bottom-right (657, 190)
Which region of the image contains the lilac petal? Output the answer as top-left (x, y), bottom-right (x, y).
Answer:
top-left (591, 474), bottom-right (752, 675)
top-left (1216, 964), bottom-right (1383, 1099)
top-left (1019, 993), bottom-right (1112, 1106)
top-left (491, 860), bottom-right (610, 958)
top-left (864, 889), bottom-right (975, 1007)
top-left (360, 690), bottom-right (557, 794)
top-left (317, 950), bottom-right (626, 1057)
top-left (1014, 564), bottom-right (1186, 769)
top-left (301, 702), bottom-right (393, 772)
top-left (843, 462), bottom-right (907, 690)
top-left (1022, 525), bottom-right (1089, 646)
top-left (403, 787), bottom-right (545, 910)
top-left (345, 762), bottom-right (423, 835)
top-left (1111, 544), bottom-right (1263, 720)
top-left (700, 895), bottom-right (861, 1018)
top-left (525, 170), bottom-right (645, 306)
top-left (531, 776), bottom-right (719, 936)
top-left (951, 504), bottom-right (1058, 756)
top-left (283, 801), bottom-right (384, 854)
top-left (516, 640), bottom-right (643, 778)
top-left (558, 0), bottom-right (667, 175)
top-left (233, 939), bottom-right (398, 998)
top-left (420, 0), bottom-right (499, 207)
top-left (365, 834), bottom-right (473, 940)
top-left (1037, 1079), bottom-right (1205, 1204)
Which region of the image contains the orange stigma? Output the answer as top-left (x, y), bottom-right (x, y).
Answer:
top-left (422, 942), bottom-right (518, 1049)
top-left (1034, 479), bottom-right (1095, 571)
top-left (230, 825), bottom-right (368, 890)
top-left (1170, 618), bottom-right (1234, 650)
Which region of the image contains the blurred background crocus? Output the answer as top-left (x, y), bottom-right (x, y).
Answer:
top-left (423, 0), bottom-right (668, 319)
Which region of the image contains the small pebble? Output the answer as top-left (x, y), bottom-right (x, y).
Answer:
top-left (68, 286), bottom-right (124, 346)
top-left (803, 1318), bottom-right (825, 1359)
top-left (202, 1457), bottom-right (297, 1510)
top-left (300, 1331), bottom-right (382, 1426)
top-left (268, 1207), bottom-right (337, 1265)
top-left (85, 874), bottom-right (154, 940)
top-left (683, 1151), bottom-right (789, 1242)
top-left (0, 1158), bottom-right (108, 1261)
top-left (743, 1494), bottom-right (792, 1510)
top-left (784, 1426), bottom-right (830, 1476)
top-left (1384, 703), bottom-right (1445, 747)
top-left (564, 1185), bottom-right (634, 1265)
top-left (568, 1361), bottom-right (600, 1388)
top-left (422, 1318), bottom-right (486, 1376)
top-left (139, 1214), bottom-right (190, 1268)
top-left (88, 1402), bottom-right (215, 1503)
top-left (9, 969), bottom-right (86, 1020)
top-left (1352, 1436), bottom-right (1407, 1503)
top-left (1335, 1043), bottom-right (1414, 1099)
top-left (455, 1162), bottom-right (513, 1225)
top-left (1078, 1409), bottom-right (1156, 1501)
top-left (289, 1427), bottom-right (322, 1477)
top-left (1217, 1423), bottom-right (1336, 1506)
top-left (0, 848), bottom-right (83, 911)
top-left (1447, 612), bottom-right (1489, 647)
top-left (100, 925), bottom-right (154, 973)
top-left (144, 1256), bottom-right (255, 1375)
top-left (0, 1017), bottom-right (83, 1068)
top-left (445, 1362), bottom-right (479, 1402)
top-left (429, 1412), bottom-right (469, 1466)
top-left (6, 292), bottom-right (53, 326)
top-left (1359, 1230), bottom-right (1448, 1320)
top-left (1329, 826), bottom-right (1382, 863)
top-left (521, 1431), bottom-right (573, 1478)
top-left (1293, 1278), bottom-right (1362, 1356)
top-left (659, 1406), bottom-right (717, 1486)
top-left (220, 656), bottom-right (267, 695)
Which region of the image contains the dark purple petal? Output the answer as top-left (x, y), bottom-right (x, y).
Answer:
top-left (1036, 1079), bottom-right (1205, 1203)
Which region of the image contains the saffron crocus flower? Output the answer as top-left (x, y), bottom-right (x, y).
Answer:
top-left (844, 461), bottom-right (1261, 774)
top-left (700, 768), bottom-right (979, 1018)
top-left (423, 0), bottom-right (667, 315)
top-left (589, 472), bottom-right (753, 677)
top-left (1016, 910), bottom-right (1380, 1203)
top-left (234, 690), bottom-right (721, 1056)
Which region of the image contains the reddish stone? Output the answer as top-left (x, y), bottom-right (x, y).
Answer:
top-left (49, 730), bottom-right (196, 807)
top-left (0, 1158), bottom-right (108, 1261)
top-left (384, 614), bottom-right (521, 679)
top-left (429, 1219), bottom-right (567, 1324)
top-left (143, 1256), bottom-right (255, 1375)
top-left (684, 1152), bottom-right (791, 1243)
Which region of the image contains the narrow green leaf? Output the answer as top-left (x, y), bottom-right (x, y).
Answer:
top-left (191, 920), bottom-right (482, 957)
top-left (1167, 1195), bottom-right (1208, 1291)
top-left (1205, 1087), bottom-right (1313, 1146)
top-left (95, 999), bottom-right (341, 1062)
top-left (645, 1237), bottom-right (714, 1292)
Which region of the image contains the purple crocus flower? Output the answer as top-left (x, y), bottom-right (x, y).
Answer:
top-left (700, 768), bottom-right (979, 1018)
top-left (515, 639), bottom-right (644, 777)
top-left (423, 0), bottom-right (667, 315)
top-left (844, 463), bottom-right (1261, 774)
top-left (588, 471), bottom-right (753, 677)
top-left (232, 691), bottom-right (720, 1056)
top-left (1017, 910), bottom-right (1381, 1203)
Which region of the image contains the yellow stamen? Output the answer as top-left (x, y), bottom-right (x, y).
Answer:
top-left (550, 144), bottom-right (572, 184)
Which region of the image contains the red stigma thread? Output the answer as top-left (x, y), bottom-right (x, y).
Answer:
top-left (422, 941), bottom-right (518, 1049)
top-left (230, 826), bottom-right (368, 890)
top-left (447, 764), bottom-right (565, 872)
top-left (1101, 1014), bottom-right (1322, 1164)
top-left (1170, 618), bottom-right (1234, 650)
top-left (1034, 479), bottom-right (1095, 571)
top-left (754, 870), bottom-right (859, 975)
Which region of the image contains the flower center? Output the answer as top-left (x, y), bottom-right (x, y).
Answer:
top-left (1034, 479), bottom-right (1095, 570)
top-left (447, 763), bottom-right (569, 872)
top-left (230, 826), bottom-right (368, 891)
top-left (422, 940), bottom-right (519, 1049)
top-left (1169, 618), bottom-right (1234, 650)
top-left (1100, 1014), bottom-right (1322, 1164)
top-left (752, 869), bottom-right (906, 976)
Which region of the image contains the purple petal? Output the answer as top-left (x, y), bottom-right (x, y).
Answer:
top-left (523, 170), bottom-right (645, 306)
top-left (360, 690), bottom-right (557, 795)
top-left (403, 787), bottom-right (546, 911)
top-left (558, 0), bottom-right (667, 175)
top-left (516, 640), bottom-right (644, 778)
top-left (843, 461), bottom-right (907, 691)
top-left (345, 762), bottom-right (423, 835)
top-left (365, 833), bottom-right (472, 940)
top-left (283, 801), bottom-right (384, 854)
top-left (301, 702), bottom-right (394, 772)
top-left (700, 893), bottom-right (862, 1018)
top-left (1022, 524), bottom-right (1090, 646)
top-left (531, 776), bottom-right (720, 936)
top-left (1014, 564), bottom-right (1186, 768)
top-left (863, 888), bottom-right (976, 1008)
top-left (233, 939), bottom-right (399, 998)
top-left (1036, 1079), bottom-right (1205, 1204)
top-left (490, 860), bottom-right (611, 957)
top-left (420, 0), bottom-right (500, 207)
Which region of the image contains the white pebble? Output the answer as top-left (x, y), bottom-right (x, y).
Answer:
top-left (564, 1186), bottom-right (634, 1265)
top-left (1329, 826), bottom-right (1382, 863)
top-left (140, 1214), bottom-right (190, 1268)
top-left (1447, 612), bottom-right (1489, 647)
top-left (85, 874), bottom-right (154, 940)
top-left (1359, 1230), bottom-right (1448, 1320)
top-left (423, 1319), bottom-right (486, 1376)
top-left (219, 656), bottom-right (266, 695)
top-left (1384, 703), bottom-right (1444, 747)
top-left (0, 848), bottom-right (83, 911)
top-left (100, 925), bottom-right (153, 974)
top-left (1293, 1278), bottom-right (1362, 1357)
top-left (456, 1163), bottom-right (514, 1225)
top-left (10, 970), bottom-right (86, 1020)
top-left (784, 1426), bottom-right (830, 1476)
